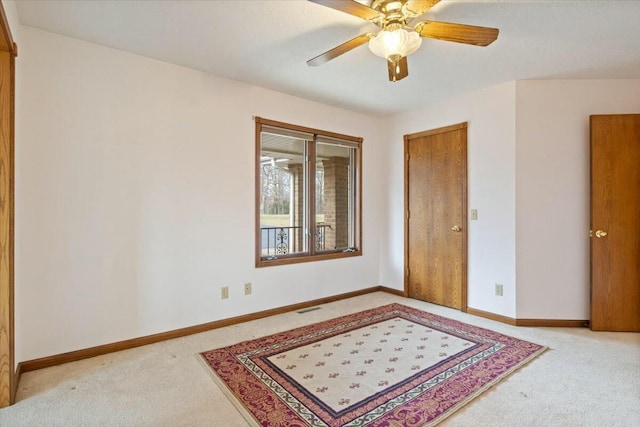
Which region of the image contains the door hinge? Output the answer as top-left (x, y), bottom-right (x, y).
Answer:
top-left (407, 211), bottom-right (410, 219)
top-left (406, 268), bottom-right (410, 276)
top-left (406, 153), bottom-right (410, 161)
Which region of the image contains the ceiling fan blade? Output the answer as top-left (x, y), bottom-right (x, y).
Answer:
top-left (404, 0), bottom-right (440, 17)
top-left (415, 21), bottom-right (499, 46)
top-left (308, 0), bottom-right (382, 22)
top-left (307, 33), bottom-right (373, 66)
top-left (388, 56), bottom-right (409, 82)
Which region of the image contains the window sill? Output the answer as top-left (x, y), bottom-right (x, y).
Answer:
top-left (255, 249), bottom-right (362, 268)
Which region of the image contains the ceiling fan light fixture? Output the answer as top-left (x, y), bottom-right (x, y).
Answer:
top-left (368, 28), bottom-right (422, 60)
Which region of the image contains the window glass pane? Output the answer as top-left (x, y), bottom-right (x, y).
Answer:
top-left (260, 130), bottom-right (308, 257)
top-left (256, 118), bottom-right (361, 267)
top-left (316, 141), bottom-right (355, 252)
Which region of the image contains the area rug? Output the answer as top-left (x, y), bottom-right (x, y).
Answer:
top-left (200, 303), bottom-right (546, 426)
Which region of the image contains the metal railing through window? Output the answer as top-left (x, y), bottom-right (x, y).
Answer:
top-left (260, 224), bottom-right (331, 257)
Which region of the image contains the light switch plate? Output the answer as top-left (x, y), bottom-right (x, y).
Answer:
top-left (471, 209), bottom-right (478, 220)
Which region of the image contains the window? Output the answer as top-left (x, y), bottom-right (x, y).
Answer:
top-left (255, 117), bottom-right (362, 267)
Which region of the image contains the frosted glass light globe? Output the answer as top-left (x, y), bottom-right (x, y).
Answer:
top-left (368, 28), bottom-right (422, 59)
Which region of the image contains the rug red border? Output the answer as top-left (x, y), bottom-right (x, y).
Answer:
top-left (200, 303), bottom-right (547, 427)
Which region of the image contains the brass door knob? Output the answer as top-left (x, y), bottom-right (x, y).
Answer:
top-left (451, 225), bottom-right (461, 232)
top-left (595, 230), bottom-right (607, 238)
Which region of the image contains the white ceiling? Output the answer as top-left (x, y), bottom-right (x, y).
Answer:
top-left (13, 0), bottom-right (640, 116)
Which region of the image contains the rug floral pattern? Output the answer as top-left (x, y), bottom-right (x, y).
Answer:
top-left (200, 304), bottom-right (546, 427)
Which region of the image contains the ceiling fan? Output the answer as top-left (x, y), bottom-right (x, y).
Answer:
top-left (307, 0), bottom-right (499, 82)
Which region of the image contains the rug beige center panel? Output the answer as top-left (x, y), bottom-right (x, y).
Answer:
top-left (200, 304), bottom-right (547, 427)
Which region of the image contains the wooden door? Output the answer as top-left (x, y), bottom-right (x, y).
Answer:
top-left (590, 114), bottom-right (640, 332)
top-left (405, 123), bottom-right (467, 310)
top-left (0, 2), bottom-right (16, 407)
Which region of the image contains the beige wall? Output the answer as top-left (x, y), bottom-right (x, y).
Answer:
top-left (515, 79), bottom-right (640, 319)
top-left (384, 82), bottom-right (518, 317)
top-left (383, 79), bottom-right (640, 321)
top-left (15, 27), bottom-right (386, 362)
top-left (9, 2), bottom-right (640, 364)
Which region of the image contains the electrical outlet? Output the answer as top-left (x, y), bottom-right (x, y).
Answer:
top-left (495, 284), bottom-right (503, 296)
top-left (244, 282), bottom-right (252, 295)
top-left (221, 286), bottom-right (229, 300)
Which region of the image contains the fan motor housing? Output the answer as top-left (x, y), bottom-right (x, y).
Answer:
top-left (371, 0), bottom-right (408, 27)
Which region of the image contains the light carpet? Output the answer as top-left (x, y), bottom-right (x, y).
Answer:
top-left (200, 303), bottom-right (546, 426)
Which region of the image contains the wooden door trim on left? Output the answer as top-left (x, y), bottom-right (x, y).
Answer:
top-left (403, 122), bottom-right (468, 312)
top-left (0, 0), bottom-right (16, 409)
